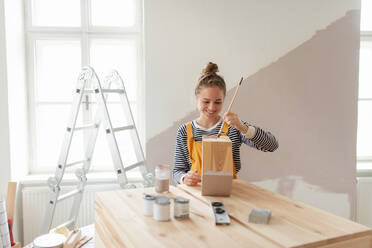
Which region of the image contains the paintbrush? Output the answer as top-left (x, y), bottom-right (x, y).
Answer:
top-left (217, 77), bottom-right (244, 137)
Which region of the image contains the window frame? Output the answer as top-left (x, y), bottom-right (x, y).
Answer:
top-left (24, 0), bottom-right (145, 174)
top-left (357, 31), bottom-right (372, 176)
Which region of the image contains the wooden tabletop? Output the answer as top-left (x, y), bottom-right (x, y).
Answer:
top-left (95, 180), bottom-right (372, 248)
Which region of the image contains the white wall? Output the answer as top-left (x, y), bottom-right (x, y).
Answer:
top-left (0, 0), bottom-right (11, 197)
top-left (4, 0), bottom-right (28, 180)
top-left (144, 0), bottom-right (359, 140)
top-left (2, 0), bottom-right (27, 242)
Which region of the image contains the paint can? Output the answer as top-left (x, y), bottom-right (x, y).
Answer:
top-left (143, 194), bottom-right (156, 216)
top-left (174, 197), bottom-right (189, 220)
top-left (153, 196), bottom-right (170, 222)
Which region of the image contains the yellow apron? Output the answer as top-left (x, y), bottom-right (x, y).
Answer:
top-left (186, 121), bottom-right (237, 179)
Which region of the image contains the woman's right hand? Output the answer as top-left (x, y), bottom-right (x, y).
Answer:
top-left (183, 170), bottom-right (201, 186)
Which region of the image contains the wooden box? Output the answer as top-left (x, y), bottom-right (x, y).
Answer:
top-left (201, 135), bottom-right (233, 196)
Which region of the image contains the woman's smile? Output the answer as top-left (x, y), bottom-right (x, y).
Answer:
top-left (205, 109), bottom-right (217, 116)
top-left (197, 86), bottom-right (224, 122)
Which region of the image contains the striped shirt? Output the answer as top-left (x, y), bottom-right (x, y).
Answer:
top-left (173, 119), bottom-right (279, 184)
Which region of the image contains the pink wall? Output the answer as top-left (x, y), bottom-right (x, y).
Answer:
top-left (147, 10), bottom-right (360, 218)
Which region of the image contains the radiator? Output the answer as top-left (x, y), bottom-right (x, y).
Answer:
top-left (357, 177), bottom-right (372, 228)
top-left (22, 183), bottom-right (121, 244)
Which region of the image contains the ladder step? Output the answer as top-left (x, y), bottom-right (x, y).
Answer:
top-left (124, 161), bottom-right (145, 172)
top-left (54, 219), bottom-right (75, 231)
top-left (112, 125), bottom-right (134, 133)
top-left (74, 124), bottom-right (97, 131)
top-left (101, 89), bottom-right (125, 94)
top-left (83, 89), bottom-right (124, 94)
top-left (82, 89), bottom-right (95, 94)
top-left (65, 160), bottom-right (86, 168)
top-left (57, 189), bottom-right (81, 202)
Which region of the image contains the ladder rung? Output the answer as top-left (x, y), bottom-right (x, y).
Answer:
top-left (124, 161), bottom-right (145, 172)
top-left (74, 124), bottom-right (97, 131)
top-left (57, 189), bottom-right (81, 202)
top-left (101, 89), bottom-right (125, 94)
top-left (54, 219), bottom-right (75, 231)
top-left (65, 160), bottom-right (86, 168)
top-left (83, 89), bottom-right (124, 94)
top-left (82, 89), bottom-right (95, 94)
top-left (112, 125), bottom-right (134, 133)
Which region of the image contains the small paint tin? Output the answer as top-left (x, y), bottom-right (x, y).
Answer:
top-left (143, 194), bottom-right (156, 216)
top-left (174, 197), bottom-right (189, 220)
top-left (153, 196), bottom-right (170, 222)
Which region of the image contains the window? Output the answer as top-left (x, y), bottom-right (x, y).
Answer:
top-left (25, 0), bottom-right (144, 174)
top-left (357, 0), bottom-right (372, 171)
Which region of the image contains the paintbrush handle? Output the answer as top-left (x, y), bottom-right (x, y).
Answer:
top-left (217, 77), bottom-right (244, 136)
top-left (226, 83), bottom-right (241, 113)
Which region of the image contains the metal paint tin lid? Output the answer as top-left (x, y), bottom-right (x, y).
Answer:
top-left (155, 196), bottom-right (170, 205)
top-left (143, 194), bottom-right (156, 200)
top-left (174, 197), bottom-right (189, 204)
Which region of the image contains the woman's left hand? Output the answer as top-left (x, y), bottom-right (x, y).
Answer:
top-left (223, 112), bottom-right (248, 133)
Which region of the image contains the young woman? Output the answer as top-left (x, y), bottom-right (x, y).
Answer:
top-left (173, 62), bottom-right (279, 186)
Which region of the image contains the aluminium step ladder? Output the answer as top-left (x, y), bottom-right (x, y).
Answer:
top-left (42, 66), bottom-right (153, 234)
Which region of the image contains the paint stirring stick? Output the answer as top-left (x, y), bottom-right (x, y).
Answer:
top-left (217, 77), bottom-right (244, 137)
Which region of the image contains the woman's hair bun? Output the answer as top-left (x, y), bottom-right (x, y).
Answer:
top-left (196, 61), bottom-right (226, 96)
top-left (202, 62), bottom-right (219, 75)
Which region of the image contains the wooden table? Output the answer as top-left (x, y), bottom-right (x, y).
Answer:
top-left (95, 180), bottom-right (372, 247)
